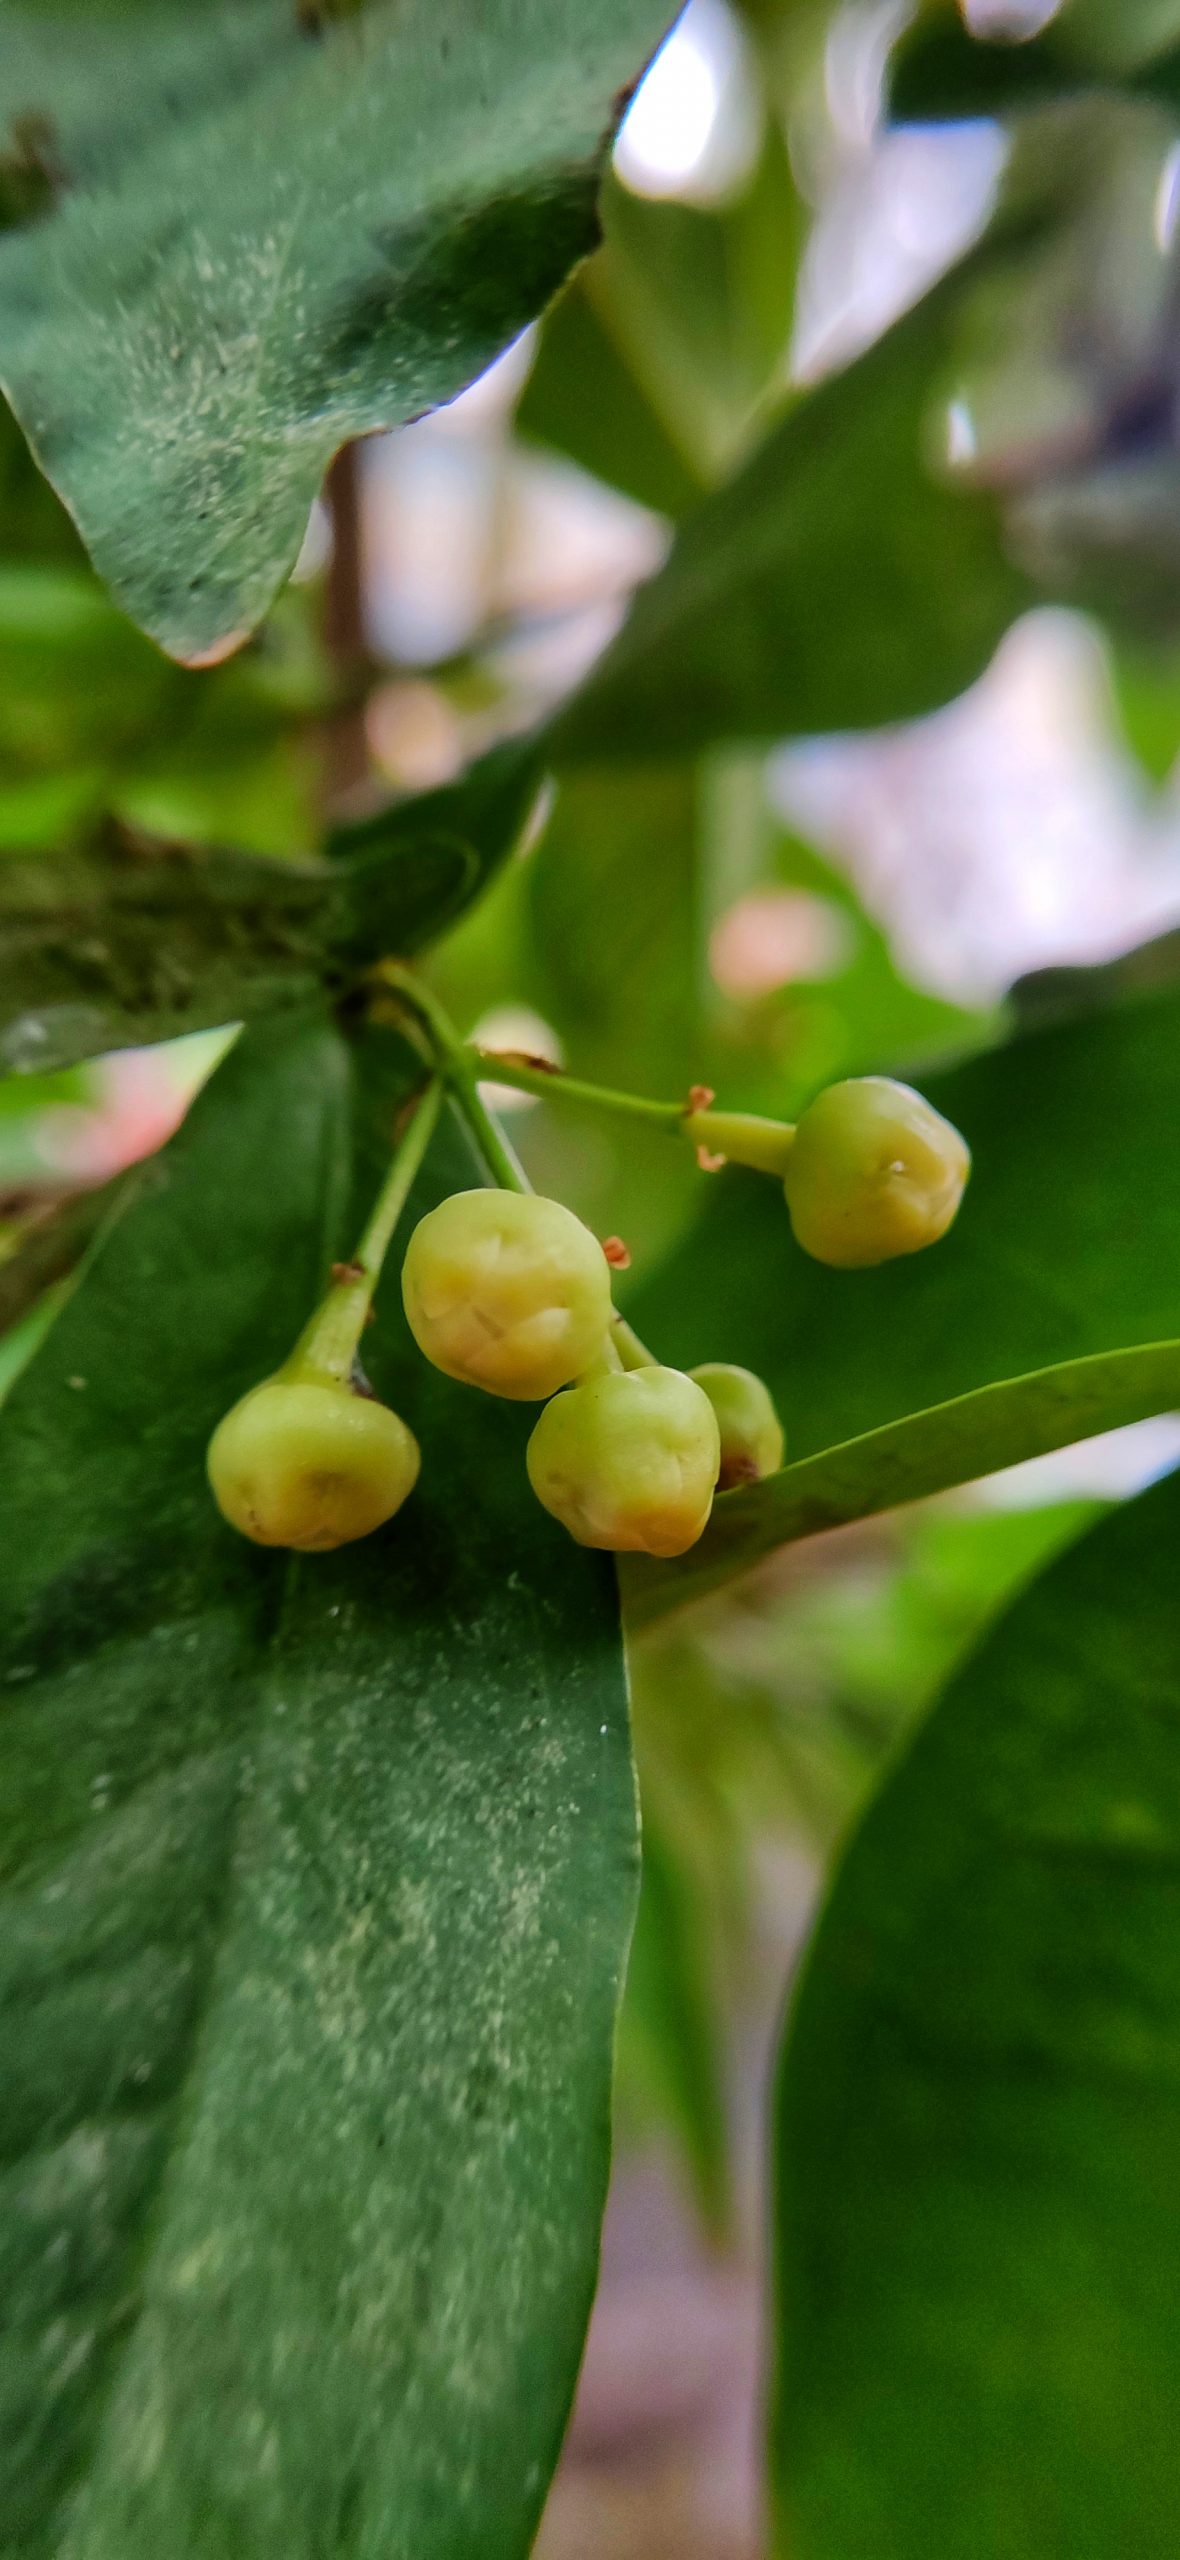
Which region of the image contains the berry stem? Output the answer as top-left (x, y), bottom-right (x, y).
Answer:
top-left (467, 1047), bottom-right (797, 1176)
top-left (376, 962), bottom-right (532, 1194)
top-left (288, 1079), bottom-right (443, 1383)
top-left (612, 1314), bottom-right (658, 1371)
top-left (469, 1049), bottom-right (687, 1133)
top-left (682, 1108), bottom-right (796, 1178)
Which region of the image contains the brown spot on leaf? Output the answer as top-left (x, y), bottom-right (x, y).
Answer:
top-left (0, 111), bottom-right (67, 229)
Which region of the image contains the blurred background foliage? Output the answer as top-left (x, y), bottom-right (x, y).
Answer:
top-left (8, 3), bottom-right (1180, 2545)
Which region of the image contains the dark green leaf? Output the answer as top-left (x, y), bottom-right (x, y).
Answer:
top-left (0, 841), bottom-right (337, 1074)
top-left (0, 736), bottom-right (545, 1072)
top-left (330, 732), bottom-right (548, 962)
top-left (626, 1339), bottom-right (1180, 1625)
top-left (771, 1465), bottom-right (1180, 2560)
top-left (0, 1008), bottom-right (636, 2555)
top-left (891, 1), bottom-right (1180, 122)
top-left (0, 1), bottom-right (675, 661)
top-left (554, 272), bottom-right (1034, 760)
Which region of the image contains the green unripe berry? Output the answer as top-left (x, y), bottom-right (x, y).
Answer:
top-left (527, 1365), bottom-right (720, 1558)
top-left (208, 1376), bottom-right (420, 1550)
top-left (689, 1362), bottom-right (784, 1489)
top-left (783, 1076), bottom-right (970, 1268)
top-left (402, 1188), bottom-right (613, 1401)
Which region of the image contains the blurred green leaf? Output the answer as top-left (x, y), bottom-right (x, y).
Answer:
top-left (617, 1800), bottom-right (731, 2239)
top-left (630, 1501), bottom-right (1094, 1876)
top-left (627, 1340), bottom-right (1180, 1623)
top-left (0, 1008), bottom-right (636, 2556)
top-left (627, 982), bottom-right (1180, 1465)
top-left (1108, 640), bottom-right (1180, 782)
top-left (519, 762), bottom-right (703, 1262)
top-left (771, 1464), bottom-right (1180, 2560)
top-left (0, 1176), bottom-right (128, 1341)
top-left (751, 826), bottom-right (992, 1102)
top-left (0, 566), bottom-right (175, 770)
top-left (0, 1), bottom-right (675, 659)
top-left (520, 131), bottom-right (804, 516)
top-left (0, 1275), bottom-right (70, 1404)
top-left (517, 272), bottom-right (705, 521)
top-left (555, 272), bottom-right (1034, 759)
top-left (892, 0), bottom-right (1180, 121)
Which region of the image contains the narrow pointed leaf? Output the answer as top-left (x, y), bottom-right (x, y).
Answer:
top-left (0, 1009), bottom-right (636, 2557)
top-left (771, 1465), bottom-right (1180, 2560)
top-left (554, 275), bottom-right (1033, 760)
top-left (626, 1338), bottom-right (1180, 1625)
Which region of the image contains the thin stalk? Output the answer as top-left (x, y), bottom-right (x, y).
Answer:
top-left (377, 962), bottom-right (531, 1193)
top-left (681, 1108), bottom-right (796, 1179)
top-left (468, 1048), bottom-right (686, 1134)
top-left (612, 1314), bottom-right (658, 1371)
top-left (288, 1080), bottom-right (442, 1383)
top-left (467, 1046), bottom-right (796, 1177)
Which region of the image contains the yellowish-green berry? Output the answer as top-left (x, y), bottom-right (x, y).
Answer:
top-left (401, 1188), bottom-right (613, 1401)
top-left (527, 1365), bottom-right (720, 1558)
top-left (690, 1362), bottom-right (784, 1489)
top-left (208, 1375), bottom-right (420, 1550)
top-left (783, 1076), bottom-right (970, 1268)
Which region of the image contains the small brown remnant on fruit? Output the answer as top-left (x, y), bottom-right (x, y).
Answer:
top-left (601, 1236), bottom-right (631, 1270)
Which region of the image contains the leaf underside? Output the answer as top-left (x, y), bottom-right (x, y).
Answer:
top-left (0, 1), bottom-right (674, 660)
top-left (772, 1467), bottom-right (1180, 2559)
top-left (0, 1008), bottom-right (637, 2559)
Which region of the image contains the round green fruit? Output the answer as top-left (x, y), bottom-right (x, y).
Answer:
top-left (208, 1376), bottom-right (420, 1550)
top-left (690, 1362), bottom-right (784, 1488)
top-left (401, 1188), bottom-right (613, 1401)
top-left (527, 1365), bottom-right (721, 1558)
top-left (783, 1076), bottom-right (970, 1268)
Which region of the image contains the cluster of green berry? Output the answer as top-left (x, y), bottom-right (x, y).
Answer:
top-left (207, 1064), bottom-right (969, 1562)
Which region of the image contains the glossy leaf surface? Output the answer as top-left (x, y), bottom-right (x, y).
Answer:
top-left (0, 1009), bottom-right (636, 2557)
top-left (0, 2), bottom-right (674, 659)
